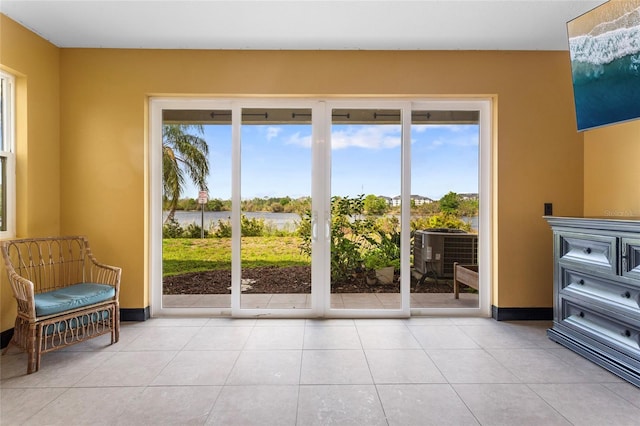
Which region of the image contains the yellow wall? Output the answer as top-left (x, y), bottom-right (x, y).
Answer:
top-left (58, 49), bottom-right (584, 311)
top-left (0, 16), bottom-right (61, 332)
top-left (584, 120), bottom-right (640, 217)
top-left (2, 16), bottom-right (589, 332)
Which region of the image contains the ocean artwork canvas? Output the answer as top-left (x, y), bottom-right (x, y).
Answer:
top-left (567, 0), bottom-right (640, 131)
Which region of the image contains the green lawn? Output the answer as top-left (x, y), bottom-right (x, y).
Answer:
top-left (162, 237), bottom-right (310, 277)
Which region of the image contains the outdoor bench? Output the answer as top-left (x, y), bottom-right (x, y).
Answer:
top-left (453, 262), bottom-right (479, 299)
top-left (1, 236), bottom-right (121, 374)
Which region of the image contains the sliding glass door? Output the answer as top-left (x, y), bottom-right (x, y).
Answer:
top-left (150, 98), bottom-right (490, 318)
top-left (238, 107), bottom-right (314, 313)
top-left (327, 106), bottom-right (406, 314)
top-left (159, 107), bottom-right (233, 311)
top-left (410, 106), bottom-right (482, 311)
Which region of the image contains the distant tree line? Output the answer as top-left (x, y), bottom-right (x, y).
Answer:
top-left (165, 196), bottom-right (313, 215)
top-left (166, 191), bottom-right (479, 218)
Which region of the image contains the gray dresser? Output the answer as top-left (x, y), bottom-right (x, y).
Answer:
top-left (545, 216), bottom-right (640, 386)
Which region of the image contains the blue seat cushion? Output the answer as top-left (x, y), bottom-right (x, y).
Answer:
top-left (35, 283), bottom-right (116, 317)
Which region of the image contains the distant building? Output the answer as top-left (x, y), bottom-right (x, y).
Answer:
top-left (390, 195), bottom-right (433, 206)
top-left (459, 193), bottom-right (479, 200)
top-left (380, 196), bottom-right (393, 205)
top-left (411, 195), bottom-right (433, 206)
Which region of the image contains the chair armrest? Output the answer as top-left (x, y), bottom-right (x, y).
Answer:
top-left (86, 255), bottom-right (121, 298)
top-left (6, 271), bottom-right (36, 320)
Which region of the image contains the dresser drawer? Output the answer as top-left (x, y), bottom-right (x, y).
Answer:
top-left (622, 237), bottom-right (640, 281)
top-left (561, 298), bottom-right (640, 355)
top-left (557, 231), bottom-right (617, 274)
top-left (561, 267), bottom-right (640, 314)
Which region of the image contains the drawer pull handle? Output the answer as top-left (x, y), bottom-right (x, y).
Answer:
top-left (578, 279), bottom-right (585, 285)
top-left (625, 330), bottom-right (632, 338)
top-left (624, 291), bottom-right (631, 299)
top-left (583, 247), bottom-right (592, 255)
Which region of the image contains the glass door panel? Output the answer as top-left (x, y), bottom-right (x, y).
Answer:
top-left (410, 110), bottom-right (480, 309)
top-left (239, 108), bottom-right (313, 311)
top-left (154, 99), bottom-right (489, 318)
top-left (161, 109), bottom-right (232, 309)
top-left (329, 108), bottom-right (402, 311)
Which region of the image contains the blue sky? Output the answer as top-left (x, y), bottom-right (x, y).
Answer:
top-left (183, 123), bottom-right (479, 201)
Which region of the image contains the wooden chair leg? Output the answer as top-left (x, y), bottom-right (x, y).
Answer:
top-left (115, 304), bottom-right (120, 343)
top-left (110, 304), bottom-right (120, 344)
top-left (3, 317), bottom-right (21, 355)
top-left (35, 349), bottom-right (42, 373)
top-left (26, 324), bottom-right (38, 374)
top-left (1, 338), bottom-right (14, 355)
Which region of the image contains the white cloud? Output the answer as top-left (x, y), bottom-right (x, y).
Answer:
top-left (413, 125), bottom-right (430, 133)
top-left (282, 125), bottom-right (402, 150)
top-left (285, 131), bottom-right (312, 148)
top-left (265, 126), bottom-right (282, 141)
top-left (331, 125), bottom-right (401, 150)
top-left (269, 124), bottom-right (478, 150)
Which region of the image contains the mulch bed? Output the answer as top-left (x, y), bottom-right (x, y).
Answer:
top-left (163, 265), bottom-right (459, 294)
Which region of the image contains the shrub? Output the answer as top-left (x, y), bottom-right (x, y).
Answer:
top-left (299, 195), bottom-right (379, 283)
top-left (163, 218), bottom-right (184, 238)
top-left (241, 215), bottom-right (265, 236)
top-left (297, 214), bottom-right (312, 256)
top-left (362, 218), bottom-right (401, 272)
top-left (425, 212), bottom-right (471, 231)
top-left (262, 222), bottom-right (295, 237)
top-left (213, 219), bottom-right (232, 238)
top-left (211, 215), bottom-right (267, 237)
top-left (183, 222), bottom-right (209, 238)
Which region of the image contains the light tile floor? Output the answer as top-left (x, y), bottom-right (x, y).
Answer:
top-left (2, 317), bottom-right (640, 425)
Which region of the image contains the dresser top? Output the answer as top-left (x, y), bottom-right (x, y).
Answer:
top-left (545, 216), bottom-right (640, 232)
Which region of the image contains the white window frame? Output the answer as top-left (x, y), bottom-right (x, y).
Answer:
top-left (0, 70), bottom-right (16, 239)
top-left (149, 97), bottom-right (492, 318)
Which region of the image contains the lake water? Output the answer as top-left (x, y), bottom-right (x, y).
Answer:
top-left (169, 211), bottom-right (302, 231)
top-left (168, 211), bottom-right (478, 232)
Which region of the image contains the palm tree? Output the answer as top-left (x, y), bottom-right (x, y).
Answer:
top-left (163, 124), bottom-right (209, 223)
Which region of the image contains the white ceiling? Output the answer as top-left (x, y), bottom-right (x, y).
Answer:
top-left (1, 0), bottom-right (604, 50)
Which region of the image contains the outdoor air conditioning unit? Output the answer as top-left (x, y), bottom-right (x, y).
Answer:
top-left (414, 229), bottom-right (478, 278)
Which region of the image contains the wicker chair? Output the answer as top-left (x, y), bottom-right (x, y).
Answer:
top-left (1, 236), bottom-right (121, 374)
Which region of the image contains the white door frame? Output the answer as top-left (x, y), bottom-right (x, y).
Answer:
top-left (149, 97), bottom-right (492, 318)
top-left (230, 99), bottom-right (322, 318)
top-left (408, 99), bottom-right (492, 317)
top-left (322, 100), bottom-right (411, 318)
